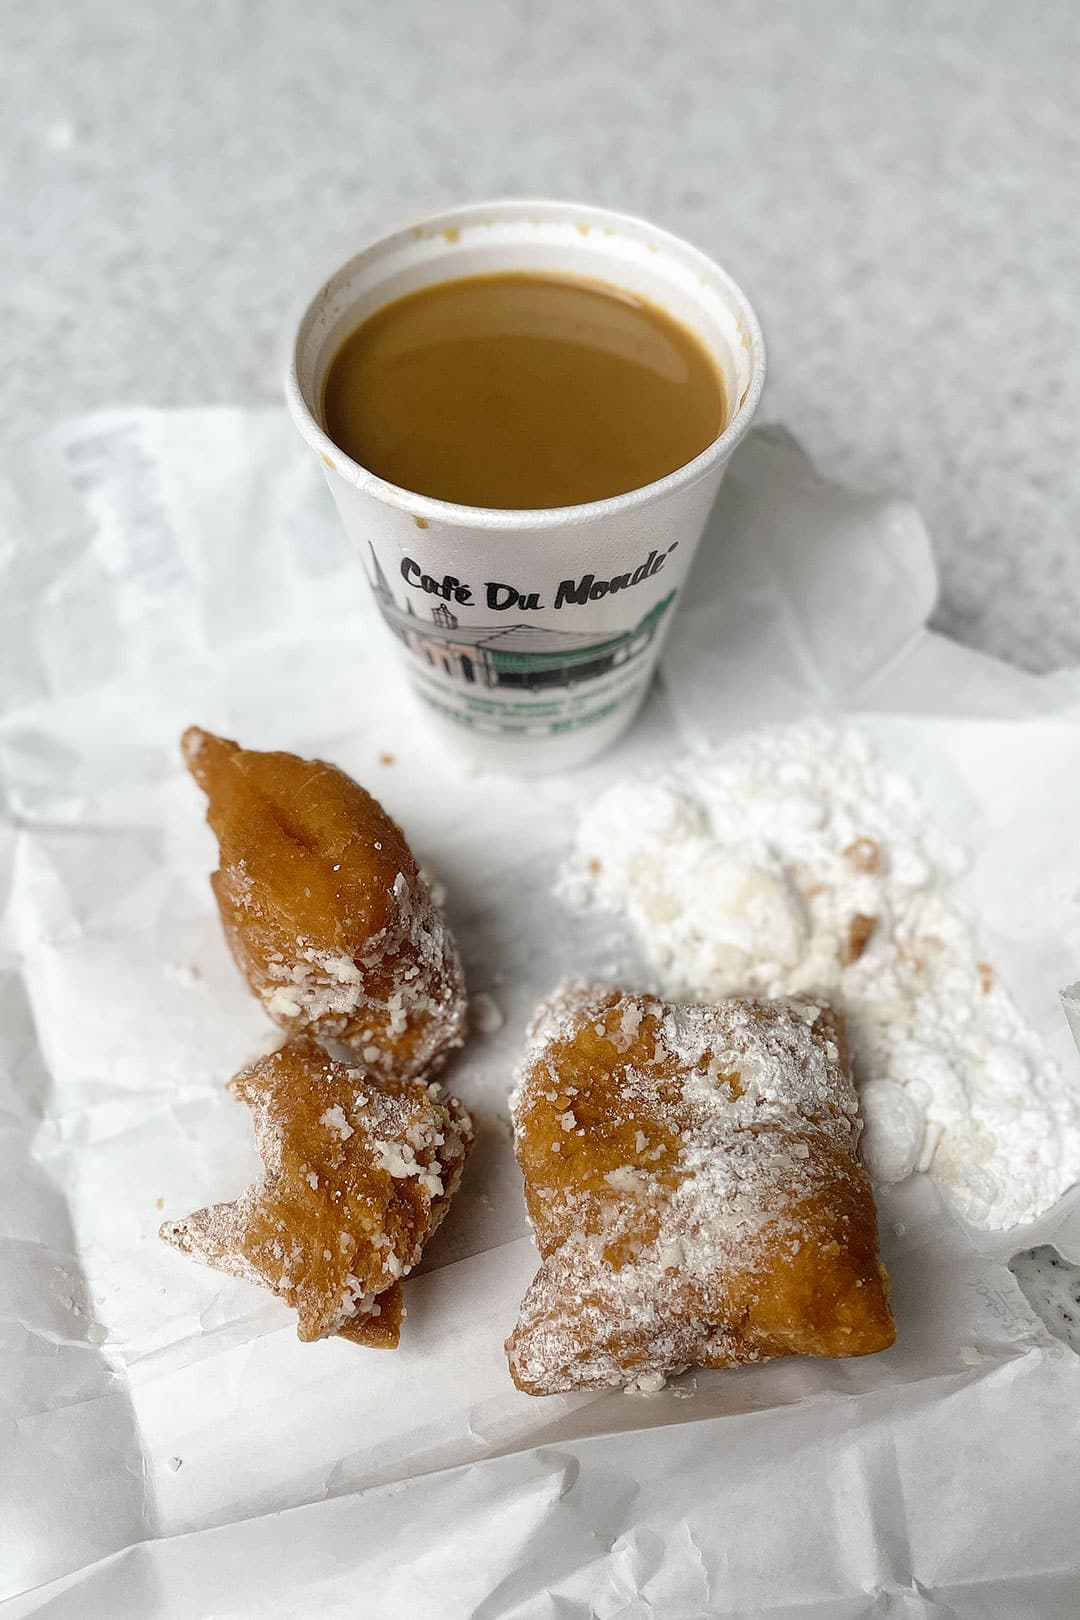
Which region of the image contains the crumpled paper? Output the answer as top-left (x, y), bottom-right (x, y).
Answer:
top-left (2, 411), bottom-right (1080, 1617)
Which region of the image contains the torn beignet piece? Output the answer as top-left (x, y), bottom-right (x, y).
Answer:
top-left (161, 1035), bottom-right (473, 1345)
top-left (182, 727), bottom-right (466, 1081)
top-left (507, 981), bottom-right (895, 1394)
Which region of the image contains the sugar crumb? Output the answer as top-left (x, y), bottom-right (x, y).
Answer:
top-left (320, 1105), bottom-right (354, 1140)
top-left (471, 991), bottom-right (504, 1034)
top-left (626, 1370), bottom-right (667, 1395)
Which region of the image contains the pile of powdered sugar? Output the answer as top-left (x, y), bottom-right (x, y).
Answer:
top-left (558, 722), bottom-right (1080, 1230)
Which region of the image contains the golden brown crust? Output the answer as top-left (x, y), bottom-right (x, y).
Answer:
top-left (182, 728), bottom-right (466, 1080)
top-left (161, 1036), bottom-right (473, 1346)
top-left (506, 982), bottom-right (895, 1394)
top-left (337, 1283), bottom-right (403, 1348)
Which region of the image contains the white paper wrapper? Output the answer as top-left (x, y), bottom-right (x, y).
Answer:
top-left (3, 410), bottom-right (1080, 1616)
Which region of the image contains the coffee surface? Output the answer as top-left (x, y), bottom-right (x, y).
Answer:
top-left (322, 272), bottom-right (726, 509)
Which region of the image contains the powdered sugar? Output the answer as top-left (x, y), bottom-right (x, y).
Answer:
top-left (559, 723), bottom-right (1080, 1230)
top-left (333, 1277), bottom-right (380, 1331)
top-left (319, 1105), bottom-right (354, 1141)
top-left (371, 1137), bottom-right (446, 1197)
top-left (255, 871), bottom-right (464, 1076)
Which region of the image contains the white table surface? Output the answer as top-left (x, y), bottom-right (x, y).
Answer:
top-left (6, 1), bottom-right (1079, 671)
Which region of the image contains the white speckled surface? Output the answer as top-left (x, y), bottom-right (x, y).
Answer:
top-left (5, 0), bottom-right (1079, 668)
top-left (1011, 1245), bottom-right (1080, 1352)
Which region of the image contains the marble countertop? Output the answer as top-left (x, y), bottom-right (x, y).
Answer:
top-left (6, 0), bottom-right (1079, 670)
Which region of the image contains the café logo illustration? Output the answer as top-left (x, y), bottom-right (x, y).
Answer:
top-left (364, 544), bottom-right (677, 692)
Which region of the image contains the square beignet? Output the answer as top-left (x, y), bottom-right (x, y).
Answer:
top-left (507, 982), bottom-right (895, 1394)
top-left (161, 1035), bottom-right (473, 1345)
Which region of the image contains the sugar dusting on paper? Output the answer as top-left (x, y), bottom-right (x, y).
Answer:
top-left (558, 722), bottom-right (1080, 1230)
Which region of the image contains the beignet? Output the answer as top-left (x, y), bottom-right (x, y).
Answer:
top-left (507, 982), bottom-right (895, 1394)
top-left (162, 1035), bottom-right (473, 1345)
top-left (183, 728), bottom-right (465, 1080)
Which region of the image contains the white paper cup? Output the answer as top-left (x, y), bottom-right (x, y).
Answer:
top-left (286, 199), bottom-right (765, 774)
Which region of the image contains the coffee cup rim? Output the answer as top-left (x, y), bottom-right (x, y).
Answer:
top-left (285, 197), bottom-right (767, 531)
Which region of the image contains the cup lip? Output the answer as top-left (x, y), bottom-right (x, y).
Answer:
top-left (284, 197), bottom-right (767, 531)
